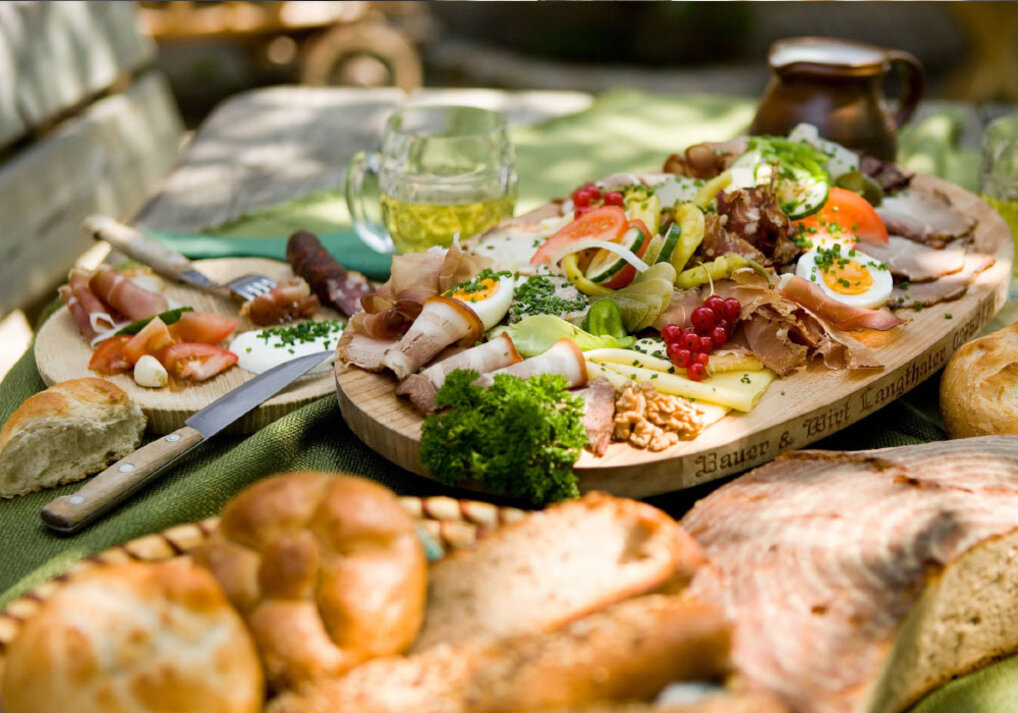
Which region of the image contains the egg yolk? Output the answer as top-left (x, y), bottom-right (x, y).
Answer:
top-left (452, 278), bottom-right (498, 303)
top-left (821, 260), bottom-right (873, 295)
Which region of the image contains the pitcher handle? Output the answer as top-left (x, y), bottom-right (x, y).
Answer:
top-left (345, 150), bottom-right (395, 254)
top-left (887, 49), bottom-right (925, 129)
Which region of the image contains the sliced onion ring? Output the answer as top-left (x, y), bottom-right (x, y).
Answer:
top-left (548, 238), bottom-right (650, 274)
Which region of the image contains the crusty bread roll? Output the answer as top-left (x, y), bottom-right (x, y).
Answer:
top-left (194, 472), bottom-right (427, 690)
top-left (0, 561), bottom-right (263, 713)
top-left (557, 692), bottom-right (789, 713)
top-left (940, 320), bottom-right (1018, 438)
top-left (0, 377), bottom-right (145, 498)
top-left (267, 593), bottom-right (731, 713)
top-left (411, 491), bottom-right (704, 652)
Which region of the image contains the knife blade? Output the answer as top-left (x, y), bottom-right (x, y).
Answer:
top-left (41, 350), bottom-right (334, 534)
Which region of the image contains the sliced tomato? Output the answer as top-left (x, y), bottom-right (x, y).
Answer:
top-left (794, 186), bottom-right (888, 246)
top-left (88, 336), bottom-right (132, 375)
top-left (122, 317), bottom-right (174, 365)
top-left (601, 219), bottom-right (653, 290)
top-left (169, 311), bottom-right (239, 345)
top-left (160, 343), bottom-right (238, 381)
top-left (531, 205), bottom-right (628, 265)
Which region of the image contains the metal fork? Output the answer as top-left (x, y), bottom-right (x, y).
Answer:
top-left (83, 215), bottom-right (277, 301)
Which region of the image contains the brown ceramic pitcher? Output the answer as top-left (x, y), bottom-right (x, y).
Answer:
top-left (750, 37), bottom-right (925, 161)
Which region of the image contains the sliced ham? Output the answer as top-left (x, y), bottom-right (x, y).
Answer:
top-left (889, 254), bottom-right (995, 309)
top-left (382, 297), bottom-right (484, 380)
top-left (652, 289), bottom-right (702, 331)
top-left (875, 189), bottom-right (975, 248)
top-left (59, 285), bottom-right (98, 340)
top-left (778, 275), bottom-right (903, 332)
top-left (476, 338), bottom-right (588, 389)
top-left (395, 334), bottom-right (523, 413)
top-left (64, 268), bottom-right (118, 337)
top-left (240, 277), bottom-right (320, 326)
top-left (683, 437), bottom-right (1018, 713)
top-left (742, 312), bottom-right (808, 376)
top-left (700, 214), bottom-right (768, 264)
top-left (336, 331), bottom-right (395, 371)
top-left (860, 235), bottom-right (965, 283)
top-left (577, 377), bottom-right (617, 457)
top-left (350, 297), bottom-right (422, 341)
top-left (89, 267), bottom-right (168, 321)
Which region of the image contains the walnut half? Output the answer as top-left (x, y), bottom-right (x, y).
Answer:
top-left (613, 381), bottom-right (704, 452)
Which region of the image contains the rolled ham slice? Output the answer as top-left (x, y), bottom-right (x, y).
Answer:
top-left (861, 235), bottom-right (965, 283)
top-left (475, 338), bottom-right (588, 389)
top-left (395, 334), bottom-right (523, 413)
top-left (65, 268), bottom-right (118, 337)
top-left (778, 275), bottom-right (904, 332)
top-left (89, 267), bottom-right (168, 321)
top-left (59, 285), bottom-right (98, 340)
top-left (382, 296), bottom-right (484, 380)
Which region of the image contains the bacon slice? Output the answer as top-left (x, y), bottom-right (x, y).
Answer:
top-left (396, 334), bottom-right (524, 413)
top-left (240, 277), bottom-right (319, 326)
top-left (860, 235), bottom-right (965, 283)
top-left (88, 267), bottom-right (168, 321)
top-left (875, 189), bottom-right (975, 248)
top-left (382, 297), bottom-right (484, 380)
top-left (889, 253), bottom-right (996, 310)
top-left (476, 338), bottom-right (588, 389)
top-left (778, 275), bottom-right (903, 332)
top-left (683, 437), bottom-right (1018, 713)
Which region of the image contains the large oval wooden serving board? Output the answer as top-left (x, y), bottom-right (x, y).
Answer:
top-left (36, 258), bottom-right (339, 434)
top-left (336, 176), bottom-right (1013, 498)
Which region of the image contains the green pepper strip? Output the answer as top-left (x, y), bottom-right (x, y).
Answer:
top-left (583, 298), bottom-right (628, 342)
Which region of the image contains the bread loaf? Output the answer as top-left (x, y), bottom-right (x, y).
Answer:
top-left (682, 437), bottom-right (1018, 713)
top-left (411, 491), bottom-right (704, 652)
top-left (194, 472), bottom-right (427, 690)
top-left (0, 561), bottom-right (263, 713)
top-left (940, 320), bottom-right (1018, 438)
top-left (0, 377), bottom-right (145, 498)
top-left (268, 593), bottom-right (731, 713)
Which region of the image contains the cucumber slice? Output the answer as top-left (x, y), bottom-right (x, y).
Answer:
top-left (585, 225), bottom-right (647, 284)
top-left (642, 234), bottom-right (664, 266)
top-left (776, 169), bottom-right (830, 220)
top-left (655, 223), bottom-right (681, 264)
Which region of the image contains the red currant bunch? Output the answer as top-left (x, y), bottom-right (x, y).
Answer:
top-left (571, 183), bottom-right (604, 219)
top-left (660, 296), bottom-right (741, 382)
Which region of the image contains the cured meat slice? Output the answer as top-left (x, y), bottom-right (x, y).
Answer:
top-left (875, 190), bottom-right (975, 248)
top-left (239, 277), bottom-right (319, 326)
top-left (336, 331), bottom-right (395, 371)
top-left (286, 231), bottom-right (372, 317)
top-left (88, 267), bottom-right (168, 321)
top-left (475, 338), bottom-right (587, 389)
top-left (683, 437), bottom-right (1018, 713)
top-left (382, 297), bottom-right (484, 380)
top-left (663, 138), bottom-right (749, 179)
top-left (861, 235), bottom-right (965, 283)
top-left (395, 334), bottom-right (523, 413)
top-left (889, 254), bottom-right (995, 309)
top-left (652, 289), bottom-right (703, 331)
top-left (577, 377), bottom-right (617, 456)
top-left (778, 275), bottom-right (903, 332)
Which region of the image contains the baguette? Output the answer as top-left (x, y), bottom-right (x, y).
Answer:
top-left (268, 593), bottom-right (731, 713)
top-left (411, 491), bottom-right (704, 652)
top-left (0, 378), bottom-right (145, 498)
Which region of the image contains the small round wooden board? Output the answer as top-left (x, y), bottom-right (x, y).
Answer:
top-left (35, 258), bottom-right (339, 434)
top-left (336, 176), bottom-right (1014, 498)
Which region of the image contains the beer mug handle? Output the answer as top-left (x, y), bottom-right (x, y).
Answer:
top-left (345, 150), bottom-right (395, 254)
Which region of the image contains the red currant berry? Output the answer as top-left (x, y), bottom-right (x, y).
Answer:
top-left (690, 306), bottom-right (716, 333)
top-left (671, 347), bottom-right (691, 368)
top-left (661, 324), bottom-right (682, 344)
top-left (695, 352), bottom-right (710, 366)
top-left (714, 317), bottom-right (731, 336)
top-left (572, 189), bottom-right (591, 208)
top-left (722, 297), bottom-right (741, 321)
top-left (604, 191), bottom-right (624, 207)
top-left (680, 331), bottom-right (700, 351)
top-left (688, 362), bottom-right (707, 381)
top-left (710, 325), bottom-right (728, 348)
top-left (698, 336), bottom-right (714, 354)
top-left (704, 295), bottom-right (726, 315)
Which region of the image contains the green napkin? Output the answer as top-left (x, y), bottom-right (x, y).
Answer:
top-left (0, 91), bottom-right (995, 713)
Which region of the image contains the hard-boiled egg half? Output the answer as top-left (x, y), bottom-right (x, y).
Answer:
top-left (795, 246), bottom-right (892, 309)
top-left (449, 269), bottom-right (514, 330)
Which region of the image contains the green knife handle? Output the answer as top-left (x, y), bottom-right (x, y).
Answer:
top-left (41, 426), bottom-right (204, 534)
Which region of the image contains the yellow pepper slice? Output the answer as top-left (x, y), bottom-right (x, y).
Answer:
top-left (693, 171), bottom-right (732, 209)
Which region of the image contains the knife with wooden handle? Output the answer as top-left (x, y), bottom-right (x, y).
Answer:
top-left (42, 350), bottom-right (334, 534)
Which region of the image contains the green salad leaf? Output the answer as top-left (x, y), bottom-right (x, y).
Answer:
top-left (420, 369), bottom-right (587, 505)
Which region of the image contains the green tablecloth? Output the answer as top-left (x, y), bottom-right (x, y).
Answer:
top-left (0, 91), bottom-right (1002, 711)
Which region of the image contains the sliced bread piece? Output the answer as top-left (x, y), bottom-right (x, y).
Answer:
top-left (0, 378), bottom-right (145, 498)
top-left (410, 491), bottom-right (705, 652)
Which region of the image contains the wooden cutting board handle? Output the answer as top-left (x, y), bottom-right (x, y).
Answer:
top-left (41, 426), bottom-right (204, 534)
